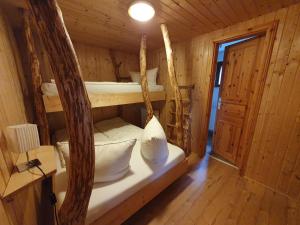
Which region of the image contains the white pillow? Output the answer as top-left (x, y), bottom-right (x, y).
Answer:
top-left (59, 139), bottom-right (136, 182)
top-left (55, 132), bottom-right (109, 169)
top-left (141, 116), bottom-right (168, 163)
top-left (129, 71), bottom-right (141, 83)
top-left (129, 67), bottom-right (158, 85)
top-left (146, 68), bottom-right (158, 86)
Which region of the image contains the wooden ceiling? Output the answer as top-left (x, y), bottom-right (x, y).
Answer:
top-left (3, 0), bottom-right (300, 52)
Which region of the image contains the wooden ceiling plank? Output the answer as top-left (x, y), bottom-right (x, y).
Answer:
top-left (66, 25), bottom-right (140, 48)
top-left (253, 0), bottom-right (272, 15)
top-left (160, 0), bottom-right (212, 31)
top-left (199, 0), bottom-right (234, 26)
top-left (59, 1), bottom-right (141, 35)
top-left (59, 2), bottom-right (166, 48)
top-left (187, 0), bottom-right (225, 28)
top-left (86, 0), bottom-right (170, 37)
top-left (226, 0), bottom-right (251, 21)
top-left (239, 0), bottom-right (260, 18)
top-left (170, 0), bottom-right (220, 31)
top-left (267, 0), bottom-right (285, 12)
top-left (121, 0), bottom-right (198, 30)
top-left (2, 0), bottom-right (300, 53)
top-left (70, 32), bottom-right (138, 53)
top-left (213, 0), bottom-right (243, 23)
top-left (60, 0), bottom-right (166, 42)
top-left (118, 0), bottom-right (204, 36)
top-left (64, 21), bottom-right (141, 49)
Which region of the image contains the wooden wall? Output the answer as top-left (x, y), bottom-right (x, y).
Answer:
top-left (0, 9), bottom-right (42, 225)
top-left (148, 41), bottom-right (191, 131)
top-left (148, 3), bottom-right (300, 200)
top-left (74, 43), bottom-right (141, 127)
top-left (35, 40), bottom-right (140, 131)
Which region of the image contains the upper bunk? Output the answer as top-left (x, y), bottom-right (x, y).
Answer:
top-left (42, 80), bottom-right (166, 113)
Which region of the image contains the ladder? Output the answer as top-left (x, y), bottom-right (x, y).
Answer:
top-left (167, 84), bottom-right (194, 155)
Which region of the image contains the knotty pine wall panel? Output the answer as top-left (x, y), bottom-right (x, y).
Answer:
top-left (148, 3), bottom-right (300, 200)
top-left (0, 9), bottom-right (26, 196)
top-left (0, 9), bottom-right (43, 225)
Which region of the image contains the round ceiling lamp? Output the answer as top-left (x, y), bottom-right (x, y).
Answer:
top-left (128, 1), bottom-right (155, 22)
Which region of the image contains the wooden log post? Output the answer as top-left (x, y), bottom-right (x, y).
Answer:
top-left (109, 49), bottom-right (122, 82)
top-left (109, 49), bottom-right (123, 116)
top-left (160, 24), bottom-right (184, 150)
top-left (140, 34), bottom-right (154, 125)
top-left (27, 1), bottom-right (95, 225)
top-left (23, 11), bottom-right (50, 145)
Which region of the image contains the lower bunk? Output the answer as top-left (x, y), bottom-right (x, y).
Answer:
top-left (53, 117), bottom-right (188, 225)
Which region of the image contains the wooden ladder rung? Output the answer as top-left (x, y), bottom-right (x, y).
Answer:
top-left (170, 111), bottom-right (190, 117)
top-left (167, 123), bottom-right (189, 130)
top-left (169, 98), bottom-right (191, 104)
top-left (178, 84), bottom-right (195, 89)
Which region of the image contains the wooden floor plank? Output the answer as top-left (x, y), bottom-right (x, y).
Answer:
top-left (124, 153), bottom-right (300, 225)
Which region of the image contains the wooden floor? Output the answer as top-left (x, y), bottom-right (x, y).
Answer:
top-left (124, 154), bottom-right (300, 225)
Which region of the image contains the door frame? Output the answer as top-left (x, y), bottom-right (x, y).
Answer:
top-left (203, 21), bottom-right (278, 175)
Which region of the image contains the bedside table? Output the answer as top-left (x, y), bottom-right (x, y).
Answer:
top-left (2, 146), bottom-right (57, 199)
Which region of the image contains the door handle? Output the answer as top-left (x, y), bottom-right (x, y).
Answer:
top-left (217, 98), bottom-right (221, 109)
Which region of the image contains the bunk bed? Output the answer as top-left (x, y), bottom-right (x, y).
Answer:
top-left (54, 117), bottom-right (187, 225)
top-left (25, 1), bottom-right (188, 224)
top-left (42, 80), bottom-right (166, 112)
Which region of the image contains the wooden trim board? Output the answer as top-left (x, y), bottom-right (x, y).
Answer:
top-left (91, 158), bottom-right (188, 225)
top-left (43, 91), bottom-right (166, 113)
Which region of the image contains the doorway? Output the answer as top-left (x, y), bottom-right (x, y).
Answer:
top-left (206, 37), bottom-right (253, 156)
top-left (201, 22), bottom-right (278, 174)
top-left (206, 35), bottom-right (268, 168)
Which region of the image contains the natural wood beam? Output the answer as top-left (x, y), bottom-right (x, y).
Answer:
top-left (140, 34), bottom-right (154, 125)
top-left (23, 11), bottom-right (50, 145)
top-left (27, 1), bottom-right (95, 225)
top-left (109, 49), bottom-right (123, 116)
top-left (160, 24), bottom-right (184, 150)
top-left (109, 49), bottom-right (122, 82)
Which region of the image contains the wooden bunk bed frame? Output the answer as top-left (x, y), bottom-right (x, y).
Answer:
top-left (26, 1), bottom-right (188, 224)
top-left (43, 91), bottom-right (166, 113)
top-left (91, 158), bottom-right (188, 225)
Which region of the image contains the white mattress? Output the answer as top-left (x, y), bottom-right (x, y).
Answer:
top-left (42, 81), bottom-right (164, 96)
top-left (54, 118), bottom-right (185, 225)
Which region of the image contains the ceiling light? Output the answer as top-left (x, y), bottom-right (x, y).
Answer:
top-left (128, 1), bottom-right (155, 22)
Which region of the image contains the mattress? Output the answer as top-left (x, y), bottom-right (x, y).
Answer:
top-left (42, 81), bottom-right (164, 96)
top-left (54, 117), bottom-right (185, 225)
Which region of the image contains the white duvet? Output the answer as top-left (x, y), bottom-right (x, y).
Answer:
top-left (54, 117), bottom-right (185, 224)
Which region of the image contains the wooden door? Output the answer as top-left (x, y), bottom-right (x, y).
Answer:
top-left (213, 37), bottom-right (262, 164)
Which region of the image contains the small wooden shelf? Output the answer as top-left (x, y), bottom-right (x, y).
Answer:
top-left (2, 146), bottom-right (56, 199)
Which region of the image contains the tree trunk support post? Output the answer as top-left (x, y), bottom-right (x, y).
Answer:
top-left (27, 0), bottom-right (95, 224)
top-left (109, 49), bottom-right (122, 82)
top-left (23, 11), bottom-right (50, 145)
top-left (140, 34), bottom-right (154, 125)
top-left (160, 24), bottom-right (184, 151)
